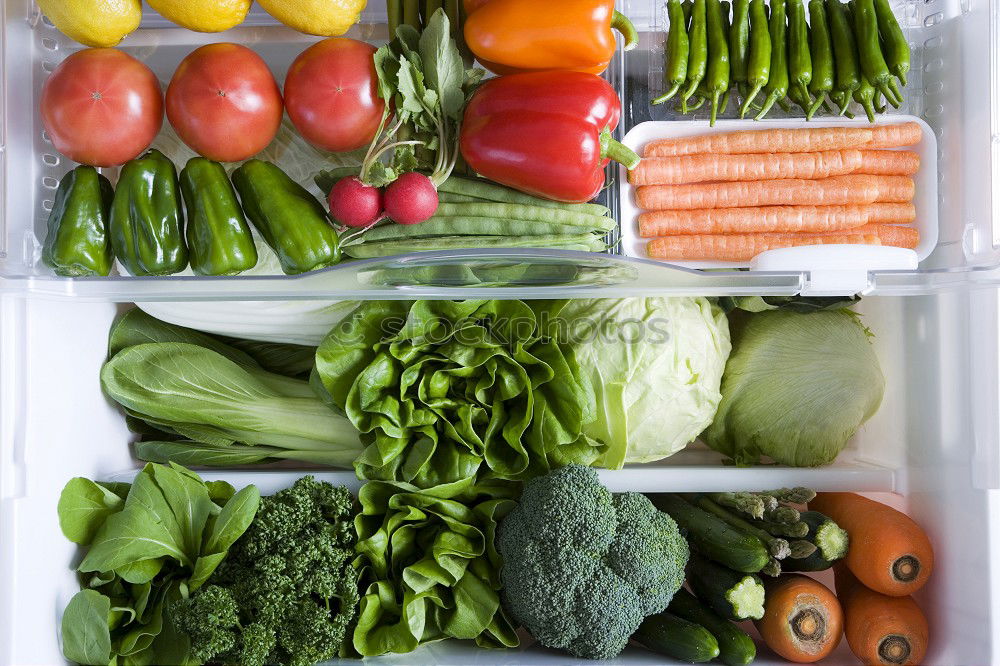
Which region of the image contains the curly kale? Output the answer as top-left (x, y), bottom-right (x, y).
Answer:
top-left (497, 464), bottom-right (689, 660)
top-left (172, 477), bottom-right (359, 666)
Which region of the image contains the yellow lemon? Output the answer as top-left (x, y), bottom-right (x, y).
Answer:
top-left (257, 0), bottom-right (367, 36)
top-left (37, 0), bottom-right (142, 48)
top-left (147, 0), bottom-right (252, 32)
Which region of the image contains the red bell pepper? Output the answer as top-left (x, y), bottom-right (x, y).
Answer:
top-left (459, 71), bottom-right (639, 203)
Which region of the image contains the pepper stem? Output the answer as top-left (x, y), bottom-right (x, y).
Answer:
top-left (612, 11), bottom-right (639, 51)
top-left (600, 128), bottom-right (640, 170)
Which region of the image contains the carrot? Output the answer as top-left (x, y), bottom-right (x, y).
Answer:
top-left (809, 493), bottom-right (934, 597)
top-left (754, 574), bottom-right (843, 663)
top-left (629, 150), bottom-right (864, 185)
top-left (636, 175), bottom-right (914, 210)
top-left (835, 564), bottom-right (929, 665)
top-left (855, 150), bottom-right (921, 176)
top-left (820, 223), bottom-right (919, 249)
top-left (864, 122), bottom-right (923, 149)
top-left (638, 203), bottom-right (915, 236)
top-left (643, 126), bottom-right (876, 157)
top-left (647, 232), bottom-right (881, 261)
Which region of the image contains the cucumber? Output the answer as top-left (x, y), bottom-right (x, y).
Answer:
top-left (653, 494), bottom-right (771, 573)
top-left (688, 552), bottom-right (766, 621)
top-left (633, 611), bottom-right (720, 663)
top-left (669, 589), bottom-right (757, 666)
top-left (782, 510), bottom-right (850, 572)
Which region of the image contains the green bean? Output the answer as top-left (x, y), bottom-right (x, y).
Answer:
top-left (787, 0), bottom-right (812, 110)
top-left (437, 192), bottom-right (485, 203)
top-left (352, 217), bottom-right (607, 243)
top-left (388, 0), bottom-right (403, 36)
top-left (682, 0), bottom-right (708, 108)
top-left (403, 0), bottom-right (420, 28)
top-left (729, 0), bottom-right (750, 86)
top-left (740, 0), bottom-right (771, 117)
top-left (437, 176), bottom-right (612, 217)
top-left (755, 0), bottom-right (787, 119)
top-left (654, 0), bottom-right (691, 104)
top-left (852, 0), bottom-right (896, 103)
top-left (433, 202), bottom-right (616, 230)
top-left (806, 0), bottom-right (834, 119)
top-left (826, 0), bottom-right (860, 114)
top-left (705, 0), bottom-right (731, 125)
top-left (343, 234), bottom-right (608, 258)
top-left (874, 0), bottom-right (909, 86)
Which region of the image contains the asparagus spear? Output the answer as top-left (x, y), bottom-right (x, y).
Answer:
top-left (788, 540), bottom-right (819, 559)
top-left (693, 496), bottom-right (792, 559)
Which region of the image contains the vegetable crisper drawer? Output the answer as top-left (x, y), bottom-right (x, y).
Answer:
top-left (0, 0), bottom-right (998, 299)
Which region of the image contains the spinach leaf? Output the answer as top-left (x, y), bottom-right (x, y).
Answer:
top-left (61, 590), bottom-right (112, 665)
top-left (58, 478), bottom-right (126, 545)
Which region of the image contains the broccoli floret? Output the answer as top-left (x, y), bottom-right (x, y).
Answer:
top-left (172, 476), bottom-right (359, 666)
top-left (497, 464), bottom-right (689, 660)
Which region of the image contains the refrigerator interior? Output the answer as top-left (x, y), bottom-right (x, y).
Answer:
top-left (1, 290), bottom-right (999, 665)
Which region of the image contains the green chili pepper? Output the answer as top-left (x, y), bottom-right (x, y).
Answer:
top-left (755, 0), bottom-right (787, 119)
top-left (826, 0), bottom-right (861, 114)
top-left (110, 149), bottom-right (188, 277)
top-left (787, 0), bottom-right (812, 111)
top-left (232, 160), bottom-right (341, 275)
top-left (682, 0), bottom-right (693, 26)
top-left (740, 0), bottom-right (771, 117)
top-left (180, 158), bottom-right (258, 276)
top-left (853, 72), bottom-right (879, 122)
top-left (705, 0), bottom-right (731, 124)
top-left (682, 0), bottom-right (708, 109)
top-left (874, 0), bottom-right (909, 87)
top-left (852, 0), bottom-right (897, 104)
top-left (654, 0), bottom-right (691, 104)
top-left (42, 166), bottom-right (114, 277)
top-left (806, 0), bottom-right (834, 119)
top-left (729, 0), bottom-right (750, 87)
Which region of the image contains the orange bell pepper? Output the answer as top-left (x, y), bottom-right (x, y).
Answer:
top-left (463, 0), bottom-right (638, 75)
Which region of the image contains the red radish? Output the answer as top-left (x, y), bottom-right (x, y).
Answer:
top-left (328, 177), bottom-right (383, 228)
top-left (384, 172), bottom-right (439, 225)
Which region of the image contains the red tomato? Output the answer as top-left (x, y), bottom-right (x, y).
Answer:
top-left (40, 49), bottom-right (163, 167)
top-left (166, 43), bottom-right (283, 163)
top-left (284, 38), bottom-right (385, 153)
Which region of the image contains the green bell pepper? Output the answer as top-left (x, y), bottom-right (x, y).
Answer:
top-left (180, 158), bottom-right (258, 276)
top-left (42, 166), bottom-right (114, 277)
top-left (231, 160), bottom-right (340, 275)
top-left (110, 149), bottom-right (188, 276)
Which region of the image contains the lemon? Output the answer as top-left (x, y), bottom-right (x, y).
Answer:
top-left (147, 0), bottom-right (252, 32)
top-left (37, 0), bottom-right (141, 47)
top-left (257, 0), bottom-right (367, 36)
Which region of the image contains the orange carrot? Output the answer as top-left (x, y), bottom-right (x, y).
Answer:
top-left (647, 233), bottom-right (882, 261)
top-left (754, 574), bottom-right (843, 663)
top-left (865, 122), bottom-right (923, 149)
top-left (810, 493), bottom-right (934, 597)
top-left (854, 150), bottom-right (921, 176)
top-left (636, 175), bottom-right (914, 210)
top-left (835, 564), bottom-right (929, 666)
top-left (819, 223), bottom-right (920, 249)
top-left (638, 203), bottom-right (915, 236)
top-left (643, 126), bottom-right (876, 157)
top-left (629, 150), bottom-right (864, 185)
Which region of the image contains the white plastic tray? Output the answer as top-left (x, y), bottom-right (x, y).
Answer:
top-left (618, 115), bottom-right (939, 269)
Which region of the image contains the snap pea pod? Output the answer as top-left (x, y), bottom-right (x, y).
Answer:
top-left (787, 0), bottom-right (812, 110)
top-left (806, 0), bottom-right (834, 119)
top-left (874, 0), bottom-right (910, 86)
top-left (740, 0), bottom-right (771, 117)
top-left (705, 0), bottom-right (731, 124)
top-left (755, 0), bottom-right (787, 119)
top-left (654, 0), bottom-right (691, 104)
top-left (349, 217), bottom-right (607, 243)
top-left (852, 0), bottom-right (898, 105)
top-left (682, 0), bottom-right (708, 108)
top-left (729, 0), bottom-right (750, 88)
top-left (433, 202), bottom-right (616, 230)
top-left (343, 233), bottom-right (608, 258)
top-left (826, 0), bottom-right (861, 114)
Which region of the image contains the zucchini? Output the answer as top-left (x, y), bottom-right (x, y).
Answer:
top-left (782, 510), bottom-right (850, 572)
top-left (688, 552), bottom-right (766, 621)
top-left (653, 494), bottom-right (771, 572)
top-left (634, 611), bottom-right (720, 663)
top-left (669, 589), bottom-right (757, 666)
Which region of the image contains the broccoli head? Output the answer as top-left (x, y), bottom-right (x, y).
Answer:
top-left (497, 464), bottom-right (688, 660)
